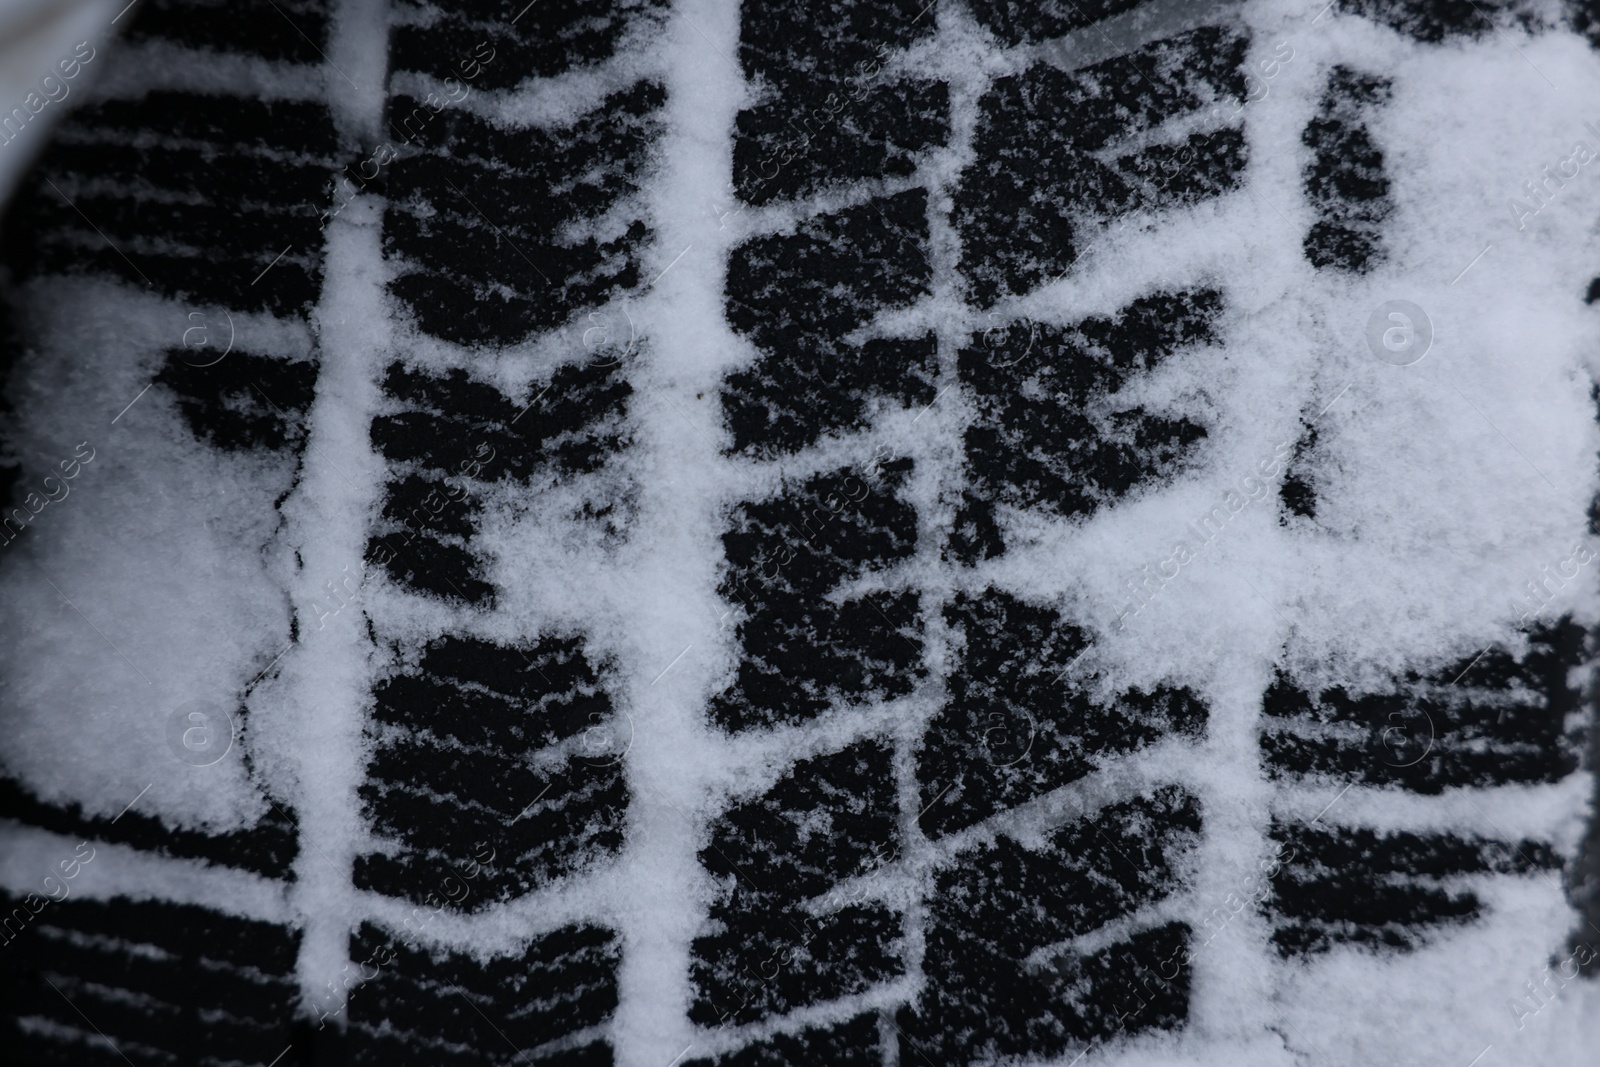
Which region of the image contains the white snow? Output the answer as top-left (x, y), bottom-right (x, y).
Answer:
top-left (3, 0), bottom-right (1600, 1063)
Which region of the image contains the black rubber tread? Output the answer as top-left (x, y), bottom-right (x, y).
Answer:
top-left (125, 0), bottom-right (331, 61)
top-left (917, 587), bottom-right (1207, 837)
top-left (2, 92), bottom-right (337, 316)
top-left (1301, 66), bottom-right (1394, 274)
top-left (953, 25), bottom-right (1249, 307)
top-left (154, 348), bottom-right (319, 454)
top-left (684, 1012), bottom-right (883, 1067)
top-left (712, 459), bottom-right (923, 733)
top-left (1261, 619), bottom-right (1588, 794)
top-left (1, 3), bottom-right (1597, 1067)
top-left (1266, 821), bottom-right (1563, 956)
top-left (690, 740), bottom-right (901, 1027)
top-left (733, 0), bottom-right (944, 205)
top-left (382, 83), bottom-right (663, 347)
top-left (355, 633), bottom-right (627, 911)
top-left (1334, 0), bottom-right (1529, 42)
top-left (346, 920), bottom-right (620, 1065)
top-left (722, 191), bottom-right (935, 456)
top-left (898, 788), bottom-right (1203, 1062)
top-left (0, 777), bottom-right (298, 880)
top-left (0, 893), bottom-right (301, 1067)
top-left (1277, 424), bottom-right (1319, 521)
top-left (365, 358), bottom-right (632, 603)
top-left (951, 288), bottom-right (1221, 562)
top-left (391, 0), bottom-right (667, 90)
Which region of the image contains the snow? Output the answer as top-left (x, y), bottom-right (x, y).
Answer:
top-left (2, 0), bottom-right (1600, 1063)
top-left (0, 278), bottom-right (305, 831)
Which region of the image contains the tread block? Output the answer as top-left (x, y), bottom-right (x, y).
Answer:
top-left (1267, 821), bottom-right (1562, 955)
top-left (366, 359), bottom-right (632, 602)
top-left (1261, 619), bottom-right (1587, 792)
top-left (1278, 425), bottom-right (1319, 521)
top-left (392, 0), bottom-right (667, 88)
top-left (373, 362), bottom-right (633, 481)
top-left (898, 788), bottom-right (1202, 1061)
top-left (1573, 0), bottom-right (1600, 46)
top-left (154, 348), bottom-right (318, 453)
top-left (955, 26), bottom-right (1249, 306)
top-left (1116, 126), bottom-right (1249, 203)
top-left (718, 459), bottom-right (920, 606)
top-left (356, 634), bottom-right (627, 909)
top-left (0, 778), bottom-right (297, 879)
top-left (355, 745), bottom-right (627, 904)
top-left (126, 0), bottom-right (331, 62)
top-left (737, 0), bottom-right (947, 200)
top-left (738, 0), bottom-right (936, 91)
top-left (691, 741), bottom-right (902, 1026)
top-left (711, 590), bottom-right (922, 734)
top-left (722, 331), bottom-right (938, 459)
top-left (712, 460), bottom-right (923, 732)
top-left (380, 473), bottom-right (483, 540)
top-left (734, 82), bottom-right (949, 206)
top-left (370, 635), bottom-right (605, 752)
top-left (348, 920), bottom-right (619, 1064)
top-left (367, 530), bottom-right (495, 605)
top-left (383, 83), bottom-right (663, 346)
top-left (723, 191), bottom-right (933, 455)
top-left (954, 289), bottom-right (1220, 559)
top-left (1301, 66), bottom-right (1394, 273)
top-left (3, 93), bottom-right (337, 315)
top-left (918, 589), bottom-right (1207, 836)
top-left (0, 894), bottom-right (299, 1066)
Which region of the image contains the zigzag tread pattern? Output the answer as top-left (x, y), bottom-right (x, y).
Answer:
top-left (0, 1), bottom-right (1597, 1066)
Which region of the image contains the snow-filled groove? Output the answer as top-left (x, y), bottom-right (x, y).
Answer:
top-left (274, 0), bottom-right (392, 1035)
top-left (4, 0), bottom-right (1600, 1065)
top-left (605, 1), bottom-right (746, 1063)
